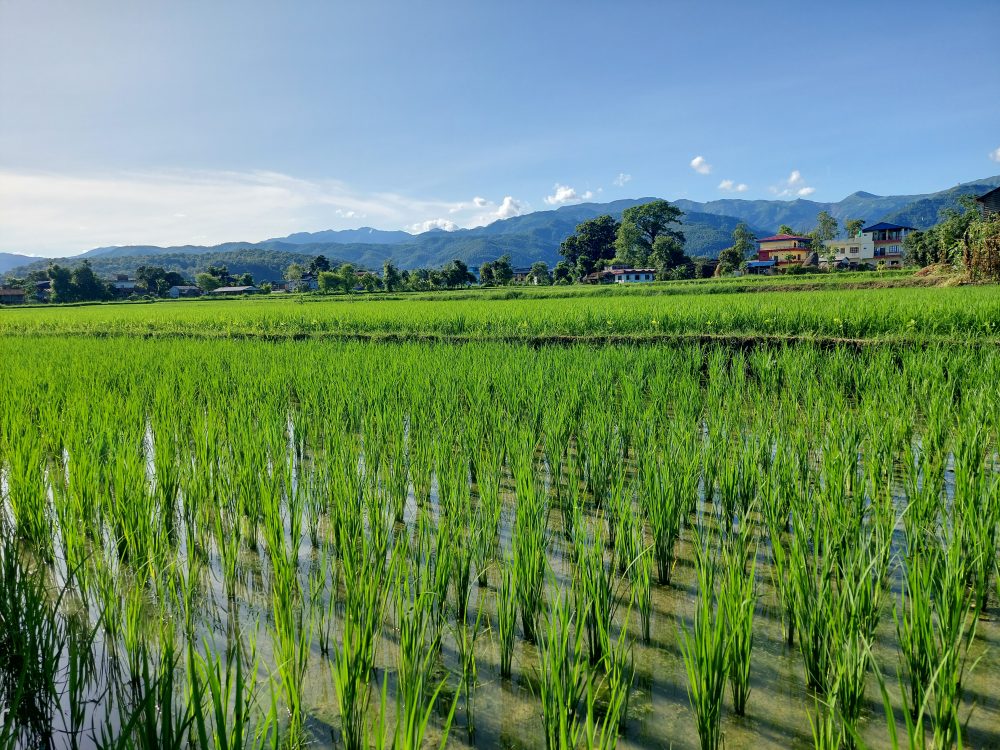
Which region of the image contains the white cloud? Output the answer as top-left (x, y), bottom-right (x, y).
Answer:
top-left (613, 172), bottom-right (632, 187)
top-left (494, 196), bottom-right (525, 219)
top-left (990, 147), bottom-right (1000, 162)
top-left (0, 168), bottom-right (533, 255)
top-left (543, 183), bottom-right (594, 206)
top-left (718, 179), bottom-right (748, 193)
top-left (771, 170), bottom-right (815, 198)
top-left (690, 156), bottom-right (712, 175)
top-left (409, 218), bottom-right (458, 232)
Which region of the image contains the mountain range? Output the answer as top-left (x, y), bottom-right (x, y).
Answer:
top-left (5, 175), bottom-right (998, 281)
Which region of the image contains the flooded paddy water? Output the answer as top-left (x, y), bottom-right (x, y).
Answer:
top-left (0, 337), bottom-right (998, 749)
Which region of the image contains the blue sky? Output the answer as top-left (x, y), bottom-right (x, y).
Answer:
top-left (1, 0), bottom-right (998, 256)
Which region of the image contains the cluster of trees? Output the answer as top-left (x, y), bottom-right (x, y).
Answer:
top-left (284, 258), bottom-right (477, 295)
top-left (554, 200), bottom-right (696, 280)
top-left (903, 196), bottom-right (982, 267)
top-left (5, 261), bottom-right (208, 303)
top-left (195, 264), bottom-right (255, 291)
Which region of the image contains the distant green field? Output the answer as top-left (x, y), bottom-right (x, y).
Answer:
top-left (1, 273), bottom-right (997, 344)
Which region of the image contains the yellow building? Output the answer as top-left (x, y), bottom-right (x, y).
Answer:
top-left (756, 234), bottom-right (813, 267)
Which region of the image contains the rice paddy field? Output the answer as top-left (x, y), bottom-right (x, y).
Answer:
top-left (1, 280), bottom-right (999, 750)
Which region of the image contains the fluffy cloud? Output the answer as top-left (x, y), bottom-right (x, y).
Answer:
top-left (494, 195), bottom-right (525, 219)
top-left (718, 179), bottom-right (748, 193)
top-left (990, 147), bottom-right (1000, 162)
top-left (690, 156), bottom-right (712, 175)
top-left (409, 218), bottom-right (458, 232)
top-left (0, 168), bottom-right (534, 255)
top-left (613, 172), bottom-right (632, 187)
top-left (543, 184), bottom-right (594, 206)
top-left (771, 170), bottom-right (816, 198)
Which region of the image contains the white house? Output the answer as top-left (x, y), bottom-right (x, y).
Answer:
top-left (610, 267), bottom-right (657, 283)
top-left (826, 222), bottom-right (914, 268)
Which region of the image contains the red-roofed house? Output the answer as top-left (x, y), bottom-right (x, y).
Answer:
top-left (756, 234), bottom-right (813, 267)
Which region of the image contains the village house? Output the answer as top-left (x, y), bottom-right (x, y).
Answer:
top-left (110, 274), bottom-right (139, 297)
top-left (756, 234), bottom-right (814, 267)
top-left (167, 285), bottom-right (202, 298)
top-left (0, 288), bottom-right (26, 305)
top-left (744, 259), bottom-right (777, 275)
top-left (209, 285), bottom-right (260, 296)
top-left (976, 185), bottom-right (1000, 218)
top-left (583, 265), bottom-right (657, 284)
top-left (825, 222), bottom-right (914, 268)
top-left (288, 273), bottom-right (319, 292)
top-left (510, 266), bottom-right (533, 283)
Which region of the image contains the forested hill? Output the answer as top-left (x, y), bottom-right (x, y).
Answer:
top-left (6, 249), bottom-right (336, 284)
top-left (5, 175), bottom-right (998, 278)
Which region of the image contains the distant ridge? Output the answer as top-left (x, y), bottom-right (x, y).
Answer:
top-left (0, 252), bottom-right (39, 274)
top-left (5, 174), bottom-right (998, 278)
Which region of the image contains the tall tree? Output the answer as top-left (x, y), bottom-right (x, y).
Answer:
top-left (651, 235), bottom-right (690, 274)
top-left (47, 264), bottom-right (74, 302)
top-left (492, 255), bottom-right (514, 285)
top-left (718, 222), bottom-right (756, 272)
top-left (777, 224), bottom-right (797, 236)
top-left (382, 260), bottom-right (402, 292)
top-left (526, 261), bottom-right (552, 285)
top-left (615, 200), bottom-right (684, 266)
top-left (810, 210), bottom-right (839, 253)
top-left (70, 262), bottom-right (108, 301)
top-left (309, 255), bottom-right (331, 274)
top-left (552, 260), bottom-right (573, 285)
top-left (442, 259), bottom-right (475, 288)
top-left (845, 218), bottom-right (865, 238)
top-left (559, 215), bottom-right (619, 266)
top-left (478, 261), bottom-right (495, 286)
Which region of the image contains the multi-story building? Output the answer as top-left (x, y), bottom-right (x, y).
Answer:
top-left (756, 234), bottom-right (814, 267)
top-left (825, 222), bottom-right (914, 268)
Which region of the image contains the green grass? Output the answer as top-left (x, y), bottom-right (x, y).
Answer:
top-left (2, 276), bottom-right (999, 343)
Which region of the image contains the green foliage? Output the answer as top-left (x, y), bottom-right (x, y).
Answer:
top-left (615, 200), bottom-right (685, 266)
top-left (844, 218), bottom-right (864, 238)
top-left (559, 215), bottom-right (619, 267)
top-left (718, 222), bottom-right (756, 272)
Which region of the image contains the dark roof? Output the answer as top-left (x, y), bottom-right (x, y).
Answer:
top-left (609, 267), bottom-right (657, 274)
top-left (862, 222), bottom-right (915, 232)
top-left (976, 186), bottom-right (1000, 202)
top-left (211, 285), bottom-right (258, 293)
top-left (758, 234), bottom-right (812, 242)
top-left (0, 288), bottom-right (26, 295)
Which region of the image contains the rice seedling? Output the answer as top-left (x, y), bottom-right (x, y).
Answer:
top-left (720, 519), bottom-right (756, 717)
top-left (496, 556), bottom-right (519, 679)
top-left (537, 592), bottom-right (590, 750)
top-left (680, 535), bottom-right (730, 750)
top-left (330, 539), bottom-right (394, 750)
